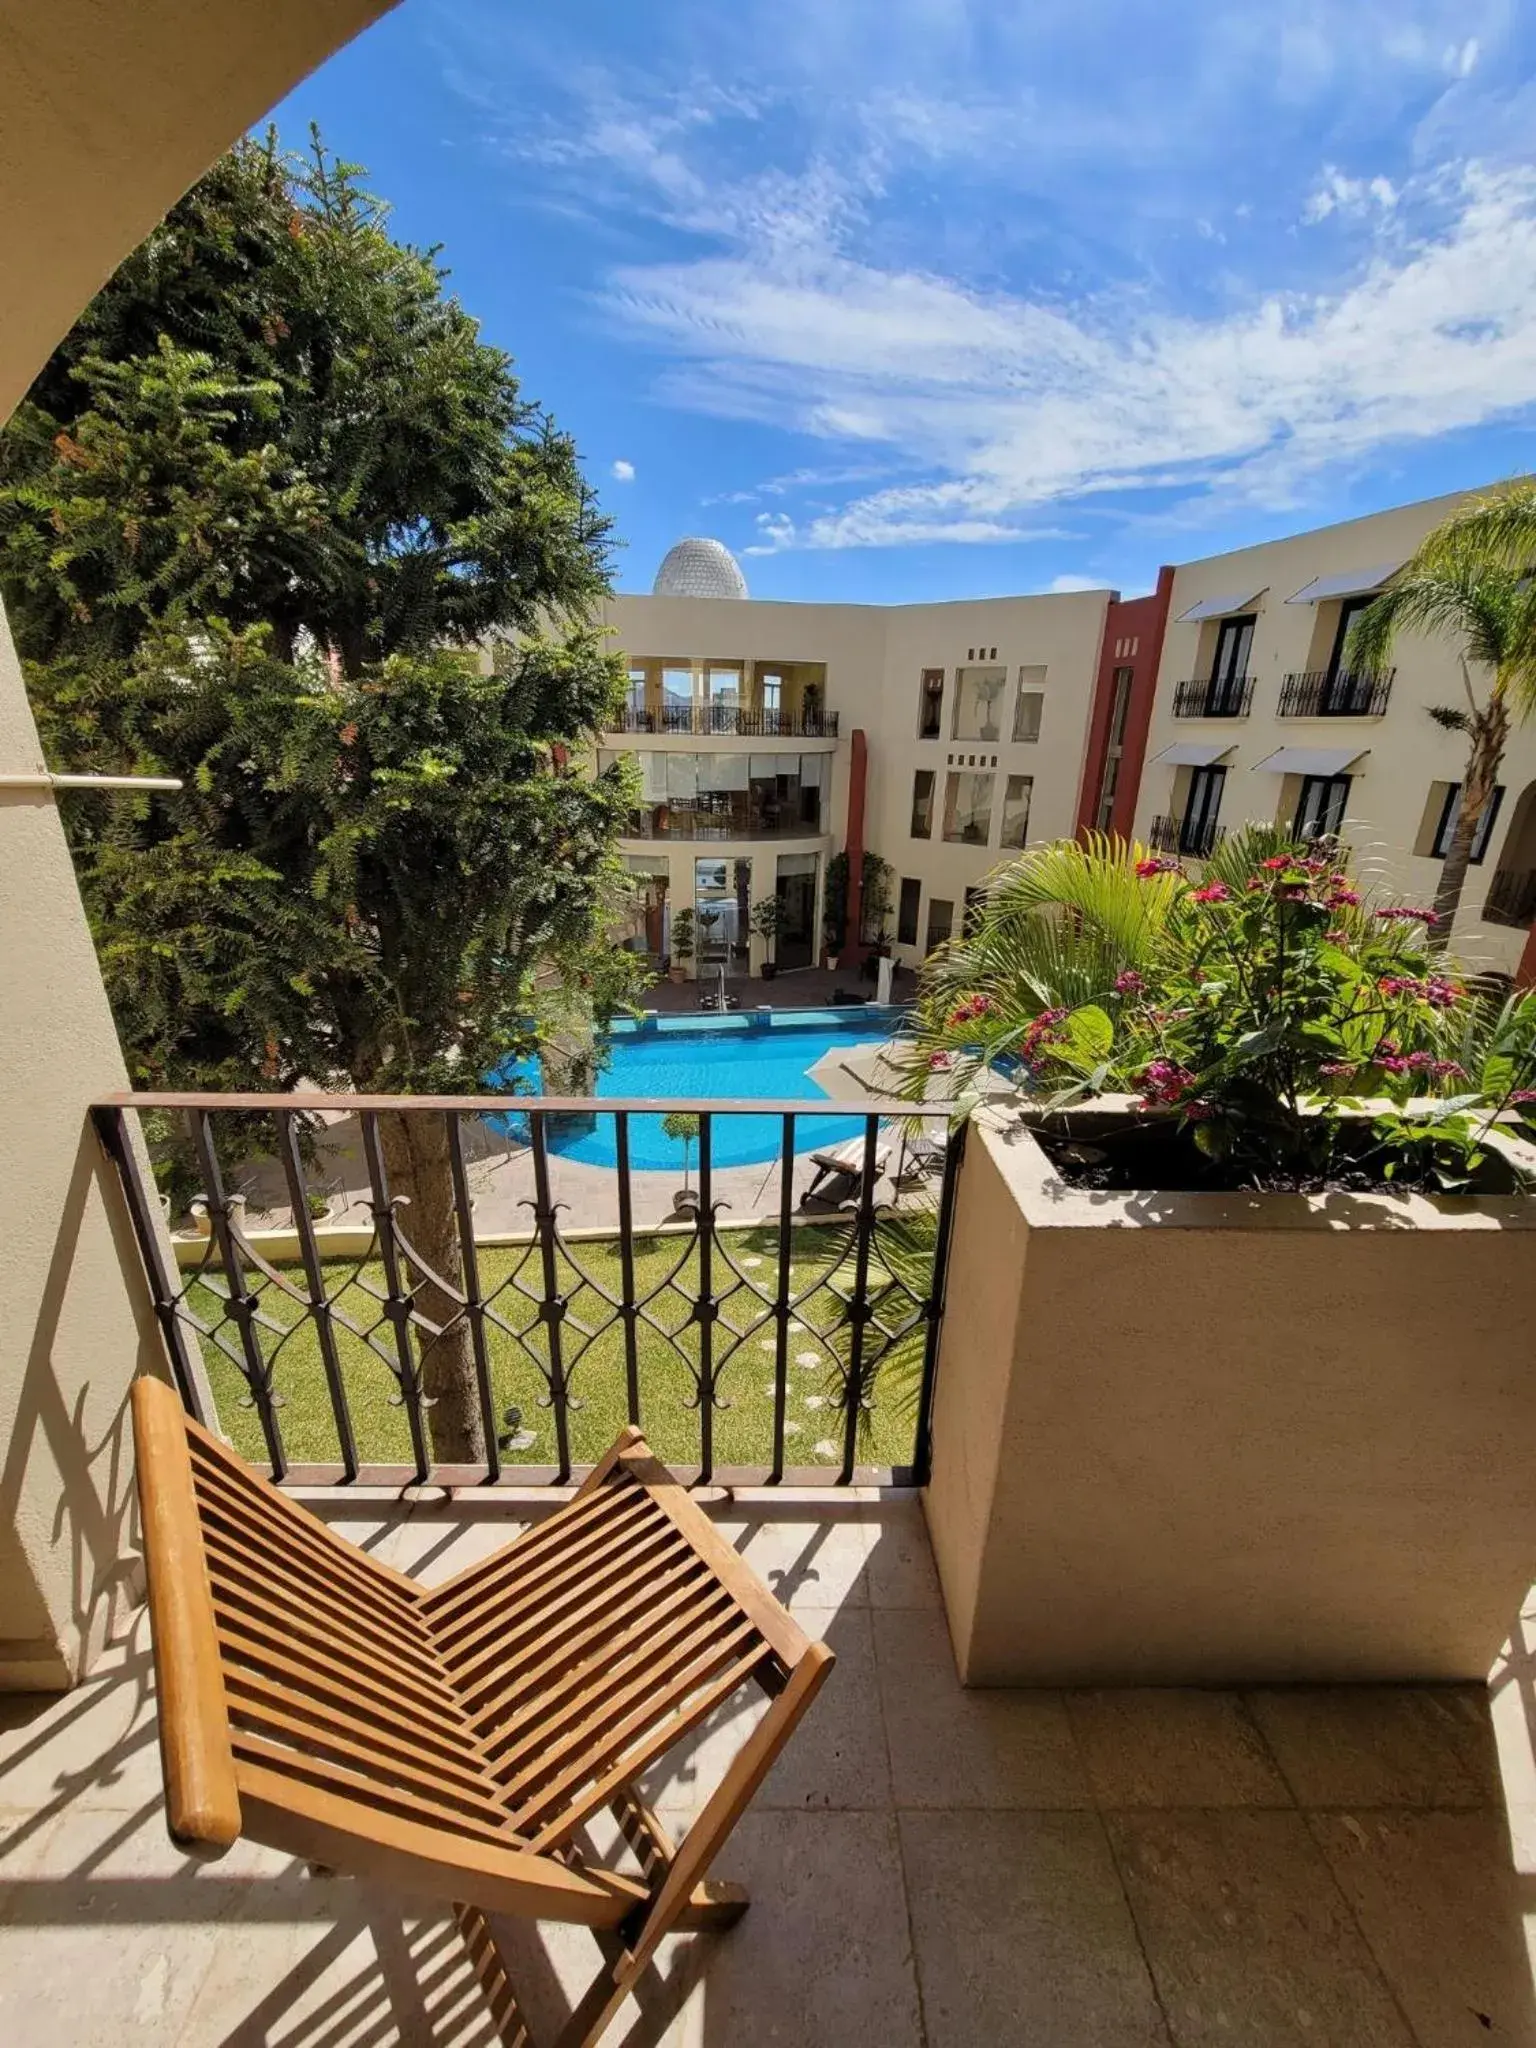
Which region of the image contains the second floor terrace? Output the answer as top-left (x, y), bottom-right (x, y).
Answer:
top-left (613, 657), bottom-right (834, 740)
top-left (600, 747), bottom-right (831, 841)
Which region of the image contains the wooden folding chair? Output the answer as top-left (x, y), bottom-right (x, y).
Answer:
top-left (131, 1376), bottom-right (833, 2046)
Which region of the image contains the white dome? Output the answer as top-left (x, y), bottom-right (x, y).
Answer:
top-left (653, 536), bottom-right (749, 599)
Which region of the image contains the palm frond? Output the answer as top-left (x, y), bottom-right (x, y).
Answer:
top-left (1414, 479), bottom-right (1536, 577)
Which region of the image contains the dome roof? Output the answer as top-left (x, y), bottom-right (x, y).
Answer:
top-left (653, 536), bottom-right (749, 599)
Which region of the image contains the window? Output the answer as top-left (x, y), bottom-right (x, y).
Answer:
top-left (925, 897), bottom-right (954, 953)
top-left (1325, 597), bottom-right (1375, 687)
top-left (626, 668), bottom-right (647, 717)
top-left (897, 877), bottom-right (921, 946)
top-left (952, 666), bottom-right (1008, 741)
top-left (759, 672), bottom-right (781, 715)
top-left (1181, 765), bottom-right (1226, 855)
top-left (910, 768), bottom-right (936, 839)
top-left (1295, 774), bottom-right (1351, 840)
top-left (1012, 665), bottom-right (1046, 741)
top-left (1095, 665), bottom-right (1135, 831)
top-left (917, 669), bottom-right (944, 739)
top-left (1000, 774), bottom-right (1033, 849)
top-left (943, 770), bottom-right (995, 845)
top-left (1208, 615), bottom-right (1254, 713)
top-left (1431, 782), bottom-right (1505, 863)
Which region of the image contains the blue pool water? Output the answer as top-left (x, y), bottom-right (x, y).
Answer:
top-left (494, 1008), bottom-right (902, 1171)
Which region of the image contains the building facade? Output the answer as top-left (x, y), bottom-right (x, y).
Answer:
top-left (595, 485), bottom-right (1536, 986)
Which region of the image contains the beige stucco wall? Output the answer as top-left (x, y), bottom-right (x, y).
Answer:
top-left (1132, 487), bottom-right (1536, 972)
top-left (600, 586), bottom-right (1112, 970)
top-left (926, 1112), bottom-right (1536, 1685)
top-left (0, 0), bottom-right (399, 1685)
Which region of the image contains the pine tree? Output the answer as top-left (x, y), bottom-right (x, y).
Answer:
top-left (0, 131), bottom-right (644, 1462)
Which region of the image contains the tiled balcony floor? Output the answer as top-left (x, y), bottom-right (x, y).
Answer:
top-left (4, 1493), bottom-right (1536, 2046)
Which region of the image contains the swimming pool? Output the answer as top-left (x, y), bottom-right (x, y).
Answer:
top-left (494, 1008), bottom-right (903, 1171)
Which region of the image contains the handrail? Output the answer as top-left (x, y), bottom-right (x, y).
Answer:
top-left (98, 1089), bottom-right (927, 1116)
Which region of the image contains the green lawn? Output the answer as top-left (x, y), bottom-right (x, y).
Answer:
top-left (189, 1216), bottom-right (939, 1475)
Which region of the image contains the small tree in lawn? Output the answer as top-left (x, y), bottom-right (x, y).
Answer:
top-left (749, 893), bottom-right (783, 976)
top-left (1349, 494), bottom-right (1536, 947)
top-left (661, 1111), bottom-right (701, 1203)
top-left (0, 130), bottom-right (647, 1463)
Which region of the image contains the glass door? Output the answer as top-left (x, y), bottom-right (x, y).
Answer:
top-left (694, 858), bottom-right (734, 968)
top-left (775, 853), bottom-right (818, 971)
top-left (1294, 774), bottom-right (1351, 840)
top-left (1208, 615), bottom-right (1254, 714)
top-left (1180, 765), bottom-right (1226, 854)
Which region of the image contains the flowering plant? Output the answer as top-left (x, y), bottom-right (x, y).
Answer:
top-left (901, 830), bottom-right (1536, 1190)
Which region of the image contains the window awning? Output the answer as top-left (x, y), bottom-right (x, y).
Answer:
top-left (1153, 741), bottom-right (1235, 767)
top-left (1284, 562), bottom-right (1401, 605)
top-left (1252, 746), bottom-right (1368, 776)
top-left (1175, 588), bottom-right (1266, 623)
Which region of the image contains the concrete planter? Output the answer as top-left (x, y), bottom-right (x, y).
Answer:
top-left (924, 1106), bottom-right (1536, 1686)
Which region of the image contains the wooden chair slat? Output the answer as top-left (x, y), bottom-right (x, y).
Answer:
top-left (230, 1731), bottom-right (521, 1847)
top-left (501, 1620), bottom-right (762, 1823)
top-left (227, 1690), bottom-right (506, 1820)
top-left (224, 1668), bottom-right (499, 1803)
top-left (197, 1493), bottom-right (434, 1654)
top-left (443, 1519), bottom-right (695, 1685)
top-left (422, 1482), bottom-right (638, 1621)
top-left (488, 1594), bottom-right (747, 1784)
top-left (523, 1649), bottom-right (771, 1851)
top-left (210, 1583), bottom-right (465, 1725)
top-left (426, 1491), bottom-right (657, 1649)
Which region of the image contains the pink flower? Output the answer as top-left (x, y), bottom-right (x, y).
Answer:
top-left (1374, 905), bottom-right (1440, 926)
top-left (1113, 969), bottom-right (1145, 995)
top-left (1190, 882), bottom-right (1230, 904)
top-left (1021, 1007), bottom-right (1069, 1063)
top-left (1182, 1099), bottom-right (1217, 1122)
top-left (1511, 1090), bottom-right (1536, 1104)
top-left (928, 1050), bottom-right (954, 1071)
top-left (1260, 855), bottom-right (1293, 871)
top-left (1135, 856), bottom-right (1180, 879)
top-left (1324, 887), bottom-right (1361, 910)
top-left (1136, 1058), bottom-right (1198, 1107)
top-left (1319, 1061), bottom-right (1357, 1077)
top-left (946, 993), bottom-right (993, 1030)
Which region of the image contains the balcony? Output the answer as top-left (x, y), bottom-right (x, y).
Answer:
top-left (1278, 668), bottom-right (1394, 717)
top-left (1147, 812), bottom-right (1225, 857)
top-left (1484, 868), bottom-right (1536, 928)
top-left (624, 798), bottom-right (826, 842)
top-left (1171, 675), bottom-right (1254, 718)
top-left (7, 1483), bottom-right (1536, 2042)
top-left (609, 704), bottom-right (839, 739)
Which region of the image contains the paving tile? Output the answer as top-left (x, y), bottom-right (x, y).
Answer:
top-left (0, 1616), bottom-right (165, 1819)
top-left (901, 1809), bottom-right (1170, 2046)
top-left (393, 1513), bottom-right (532, 1588)
top-left (709, 1510), bottom-right (872, 1612)
top-left (1246, 1686), bottom-right (1501, 1809)
top-left (863, 1499), bottom-right (943, 1609)
top-left (643, 1606), bottom-right (889, 1818)
top-left (874, 1608), bottom-right (1090, 1809)
top-left (1066, 1690), bottom-right (1294, 1810)
top-left (1310, 1808), bottom-right (1536, 2048)
top-left (1108, 1809), bottom-right (1416, 2046)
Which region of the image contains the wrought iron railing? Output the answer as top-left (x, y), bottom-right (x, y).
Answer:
top-left (623, 806), bottom-right (825, 841)
top-left (1171, 676), bottom-right (1253, 718)
top-left (608, 705), bottom-right (839, 738)
top-left (1147, 814), bottom-right (1226, 857)
top-left (1278, 669), bottom-right (1394, 717)
top-left (95, 1092), bottom-right (962, 1492)
top-left (1483, 869), bottom-right (1536, 928)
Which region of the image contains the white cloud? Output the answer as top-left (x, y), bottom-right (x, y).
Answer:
top-left (1048, 573), bottom-right (1102, 593)
top-left (1446, 37), bottom-right (1480, 78)
top-left (602, 161), bottom-right (1536, 547)
top-left (611, 458), bottom-right (636, 481)
top-left (1303, 166), bottom-right (1400, 223)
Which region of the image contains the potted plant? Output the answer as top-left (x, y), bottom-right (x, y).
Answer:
top-left (661, 1110), bottom-right (701, 1214)
top-left (750, 893), bottom-right (784, 979)
top-left (670, 908), bottom-right (695, 984)
top-left (903, 829), bottom-right (1536, 1686)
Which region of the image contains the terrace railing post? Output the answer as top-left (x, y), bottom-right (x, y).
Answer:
top-left (529, 1110), bottom-right (574, 1484)
top-left (276, 1110), bottom-right (360, 1482)
top-left (695, 1111), bottom-right (717, 1483)
top-left (768, 1114), bottom-right (796, 1485)
top-left (838, 1115), bottom-right (881, 1485)
top-left (615, 1112), bottom-right (642, 1429)
top-left (90, 1104), bottom-right (208, 1424)
top-left (191, 1109), bottom-right (287, 1479)
top-left (910, 1119), bottom-right (968, 1488)
top-left (359, 1112), bottom-right (432, 1486)
top-left (445, 1112), bottom-right (501, 1482)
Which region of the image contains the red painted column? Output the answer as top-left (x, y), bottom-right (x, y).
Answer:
top-left (1075, 564), bottom-right (1176, 840)
top-left (841, 728), bottom-right (868, 966)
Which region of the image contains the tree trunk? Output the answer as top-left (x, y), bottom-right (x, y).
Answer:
top-left (378, 1110), bottom-right (486, 1466)
top-left (1430, 691), bottom-right (1510, 953)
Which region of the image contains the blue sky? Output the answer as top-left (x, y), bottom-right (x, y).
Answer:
top-left (269, 0), bottom-right (1536, 603)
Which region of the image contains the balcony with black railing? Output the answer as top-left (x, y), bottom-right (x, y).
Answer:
top-left (1148, 813), bottom-right (1226, 858)
top-left (1172, 676), bottom-right (1254, 719)
top-left (1483, 869), bottom-right (1536, 928)
top-left (608, 703), bottom-right (839, 738)
top-left (1278, 669), bottom-right (1394, 718)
